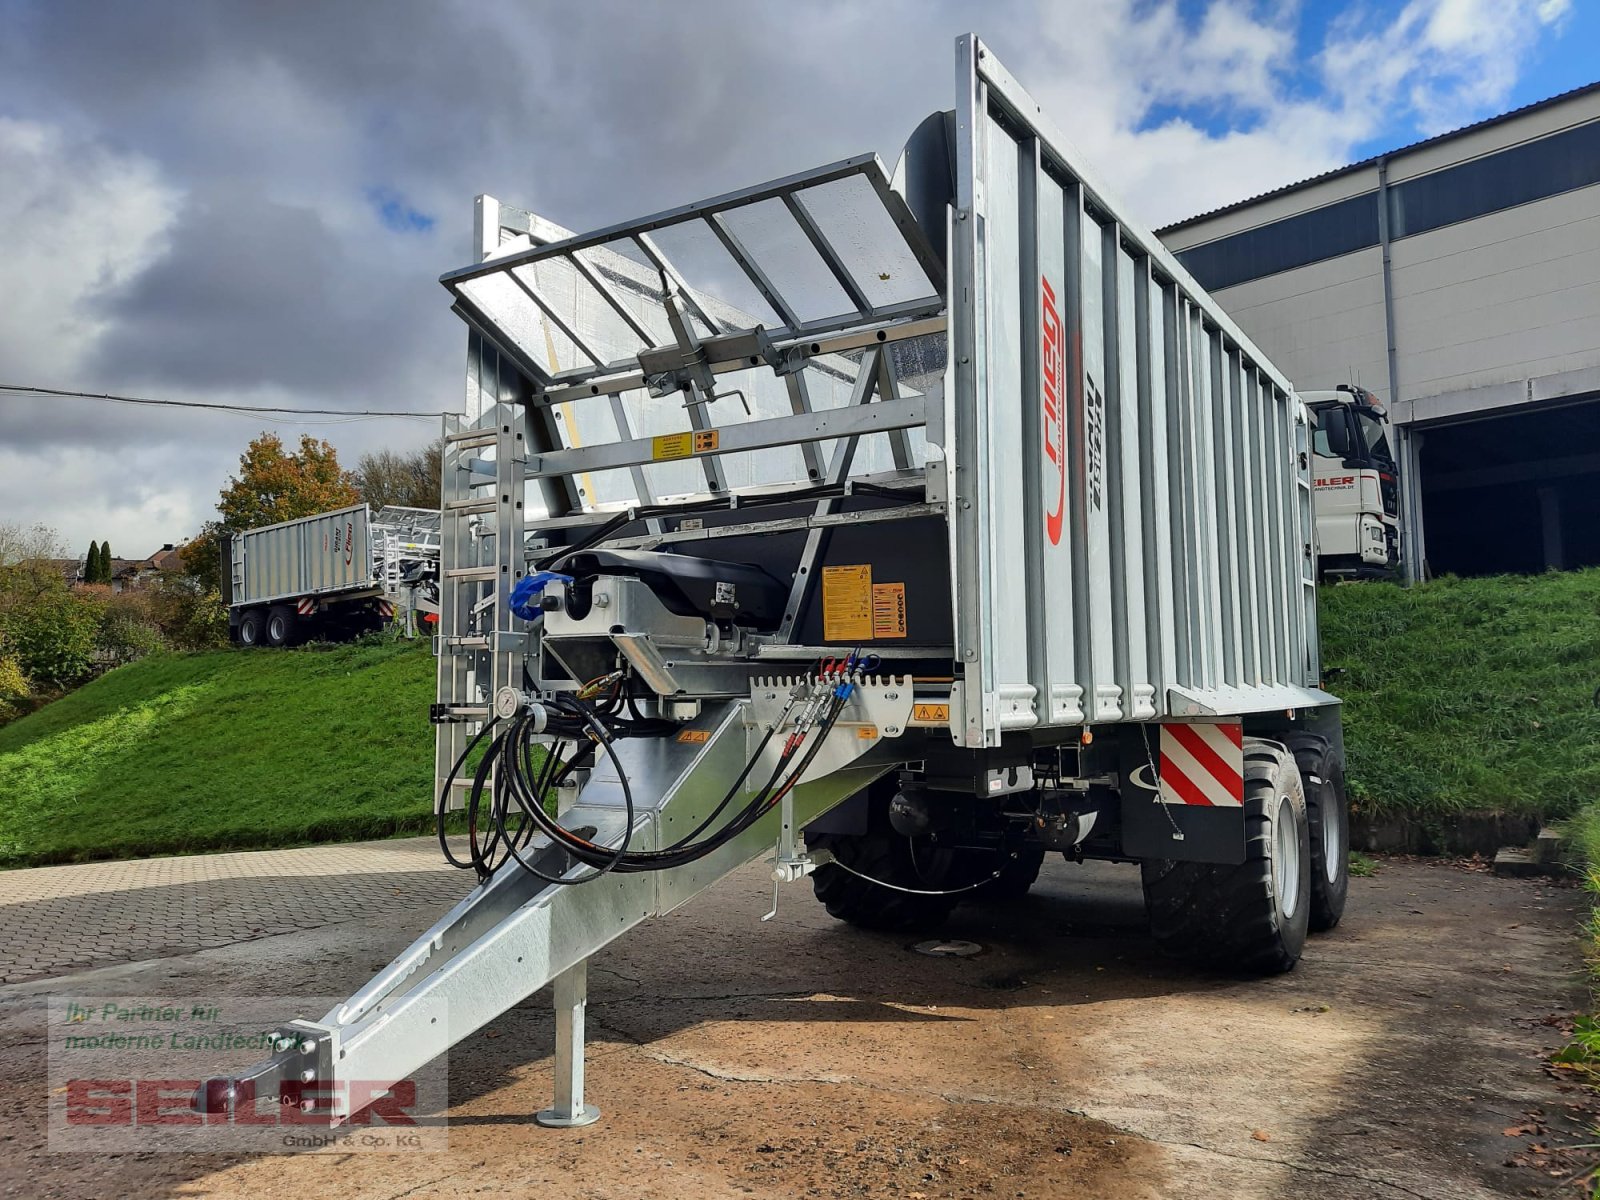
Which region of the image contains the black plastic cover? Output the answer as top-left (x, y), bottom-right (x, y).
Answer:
top-left (563, 549), bottom-right (788, 630)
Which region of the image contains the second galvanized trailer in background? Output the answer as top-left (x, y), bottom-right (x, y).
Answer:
top-left (205, 35), bottom-right (1348, 1132)
top-left (222, 504), bottom-right (441, 646)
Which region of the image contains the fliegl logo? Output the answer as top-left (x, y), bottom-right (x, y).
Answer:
top-left (1041, 274), bottom-right (1067, 546)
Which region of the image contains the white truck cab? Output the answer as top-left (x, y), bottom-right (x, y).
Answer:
top-left (1304, 385), bottom-right (1400, 579)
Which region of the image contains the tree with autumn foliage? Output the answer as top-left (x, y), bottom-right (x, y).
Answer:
top-left (182, 432), bottom-right (361, 592)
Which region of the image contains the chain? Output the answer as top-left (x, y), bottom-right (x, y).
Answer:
top-left (1140, 723), bottom-right (1186, 843)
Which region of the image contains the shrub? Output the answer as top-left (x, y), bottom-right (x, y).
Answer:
top-left (0, 586), bottom-right (106, 687)
top-left (0, 651), bottom-right (27, 721)
top-left (147, 579), bottom-right (229, 650)
top-left (98, 592), bottom-right (167, 665)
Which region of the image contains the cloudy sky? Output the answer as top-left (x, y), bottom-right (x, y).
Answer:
top-left (0, 0), bottom-right (1590, 560)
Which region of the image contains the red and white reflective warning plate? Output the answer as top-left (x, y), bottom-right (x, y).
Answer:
top-left (296, 597), bottom-right (315, 616)
top-left (1157, 722), bottom-right (1244, 807)
top-left (378, 599), bottom-right (395, 619)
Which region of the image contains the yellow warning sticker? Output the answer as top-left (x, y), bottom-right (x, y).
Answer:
top-left (676, 729), bottom-right (712, 744)
top-left (821, 565), bottom-right (873, 641)
top-left (912, 702), bottom-right (951, 724)
top-left (652, 432), bottom-right (693, 460)
top-left (872, 583), bottom-right (907, 639)
top-left (652, 430), bottom-right (720, 461)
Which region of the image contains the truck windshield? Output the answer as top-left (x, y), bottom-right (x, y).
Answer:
top-left (1355, 409), bottom-right (1393, 465)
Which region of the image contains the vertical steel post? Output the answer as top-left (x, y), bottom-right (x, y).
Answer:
top-left (535, 959), bottom-right (600, 1128)
top-left (1376, 157), bottom-right (1422, 584)
top-left (1399, 426), bottom-right (1427, 579)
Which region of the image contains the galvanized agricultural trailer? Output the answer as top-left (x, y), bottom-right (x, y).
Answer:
top-left (201, 36), bottom-right (1347, 1130)
top-left (223, 504), bottom-right (442, 645)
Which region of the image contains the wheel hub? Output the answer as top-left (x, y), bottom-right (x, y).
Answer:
top-left (1321, 792), bottom-right (1343, 883)
top-left (1274, 794), bottom-right (1302, 919)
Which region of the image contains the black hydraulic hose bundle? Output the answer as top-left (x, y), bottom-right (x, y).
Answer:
top-left (436, 684), bottom-right (846, 887)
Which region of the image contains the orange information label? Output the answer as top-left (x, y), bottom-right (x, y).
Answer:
top-left (871, 583), bottom-right (907, 639)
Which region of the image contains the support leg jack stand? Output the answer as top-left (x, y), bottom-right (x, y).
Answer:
top-left (535, 959), bottom-right (600, 1128)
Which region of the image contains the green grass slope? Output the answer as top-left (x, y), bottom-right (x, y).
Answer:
top-left (0, 640), bottom-right (437, 867)
top-left (1320, 568), bottom-right (1600, 819)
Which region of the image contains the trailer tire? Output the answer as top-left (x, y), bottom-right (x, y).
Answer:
top-left (1284, 733), bottom-right (1349, 932)
top-left (265, 605), bottom-right (299, 648)
top-left (236, 609), bottom-right (265, 648)
top-left (1140, 739), bottom-right (1310, 974)
top-left (808, 831), bottom-right (960, 933)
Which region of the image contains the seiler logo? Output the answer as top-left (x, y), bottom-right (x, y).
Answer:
top-left (1041, 275), bottom-right (1066, 545)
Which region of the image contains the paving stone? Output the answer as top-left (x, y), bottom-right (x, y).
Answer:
top-left (1492, 846), bottom-right (1563, 878)
top-left (0, 838), bottom-right (462, 985)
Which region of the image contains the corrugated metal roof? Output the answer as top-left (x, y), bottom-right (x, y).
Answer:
top-left (1156, 78), bottom-right (1600, 235)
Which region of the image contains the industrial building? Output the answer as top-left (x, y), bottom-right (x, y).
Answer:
top-left (1158, 82), bottom-right (1600, 579)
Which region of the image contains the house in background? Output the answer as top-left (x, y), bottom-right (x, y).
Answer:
top-left (110, 544), bottom-right (185, 593)
top-left (40, 559), bottom-right (86, 588)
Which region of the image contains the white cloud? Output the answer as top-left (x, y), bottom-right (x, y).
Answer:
top-left (1017, 0), bottom-right (1573, 228)
top-left (0, 440), bottom-right (209, 559)
top-left (0, 118), bottom-right (181, 382)
top-left (1401, 0), bottom-right (1571, 131)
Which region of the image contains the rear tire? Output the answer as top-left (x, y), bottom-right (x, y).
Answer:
top-left (1140, 739), bottom-right (1311, 974)
top-left (1284, 733), bottom-right (1350, 932)
top-left (236, 608), bottom-right (265, 648)
top-left (809, 830), bottom-right (960, 933)
top-left (265, 605), bottom-right (298, 648)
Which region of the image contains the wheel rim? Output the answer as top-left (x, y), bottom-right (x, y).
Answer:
top-left (1321, 785), bottom-right (1343, 884)
top-left (1274, 794), bottom-right (1302, 919)
top-left (241, 621), bottom-right (257, 645)
top-left (269, 616), bottom-right (286, 642)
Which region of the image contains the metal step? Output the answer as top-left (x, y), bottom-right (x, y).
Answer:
top-left (444, 428), bottom-right (499, 448)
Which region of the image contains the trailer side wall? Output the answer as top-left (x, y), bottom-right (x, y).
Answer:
top-left (231, 504), bottom-right (377, 608)
top-left (949, 36), bottom-right (1323, 747)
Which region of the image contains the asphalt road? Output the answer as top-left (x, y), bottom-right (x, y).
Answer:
top-left (0, 843), bottom-right (1585, 1198)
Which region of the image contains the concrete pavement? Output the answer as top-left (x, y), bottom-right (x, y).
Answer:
top-left (0, 838), bottom-right (463, 983)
